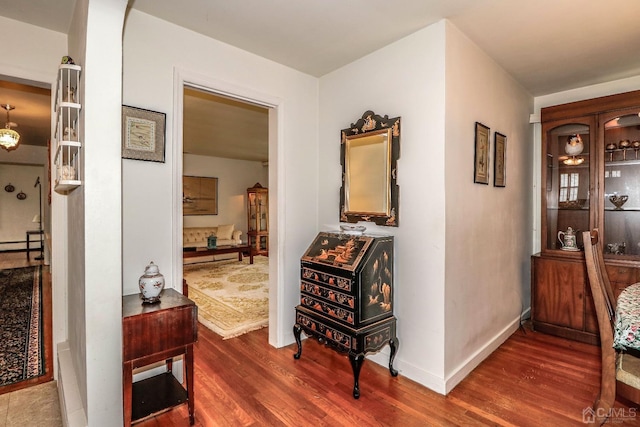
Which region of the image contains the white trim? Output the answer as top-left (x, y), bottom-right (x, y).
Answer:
top-left (371, 317), bottom-right (528, 397)
top-left (368, 347), bottom-right (447, 395)
top-left (444, 315), bottom-right (522, 393)
top-left (172, 67), bottom-right (287, 347)
top-left (0, 65), bottom-right (55, 89)
top-left (57, 342), bottom-right (88, 427)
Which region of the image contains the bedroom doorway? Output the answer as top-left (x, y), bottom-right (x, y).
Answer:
top-left (180, 85), bottom-right (272, 340)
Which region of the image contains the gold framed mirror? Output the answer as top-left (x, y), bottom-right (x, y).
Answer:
top-left (340, 111), bottom-right (400, 226)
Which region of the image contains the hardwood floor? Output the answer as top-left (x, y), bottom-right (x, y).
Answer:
top-left (0, 251), bottom-right (53, 396)
top-left (137, 323), bottom-right (640, 426)
top-left (2, 249), bottom-right (636, 425)
top-left (0, 250), bottom-right (42, 270)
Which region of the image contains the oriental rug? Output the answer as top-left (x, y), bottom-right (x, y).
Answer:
top-left (0, 266), bottom-right (44, 387)
top-left (183, 256), bottom-right (268, 339)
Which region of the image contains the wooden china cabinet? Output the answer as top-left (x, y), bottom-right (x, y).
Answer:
top-left (532, 90), bottom-right (640, 345)
top-left (247, 183), bottom-right (268, 256)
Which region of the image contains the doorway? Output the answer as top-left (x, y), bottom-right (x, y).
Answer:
top-left (174, 73), bottom-right (280, 343)
top-left (182, 87), bottom-right (270, 338)
top-left (0, 78), bottom-right (54, 394)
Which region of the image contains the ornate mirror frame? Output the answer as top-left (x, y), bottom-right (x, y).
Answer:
top-left (340, 110), bottom-right (400, 227)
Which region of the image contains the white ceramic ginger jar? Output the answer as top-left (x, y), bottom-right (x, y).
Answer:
top-left (139, 261), bottom-right (165, 303)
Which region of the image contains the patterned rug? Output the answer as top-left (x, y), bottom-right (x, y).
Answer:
top-left (0, 266), bottom-right (43, 386)
top-left (183, 256), bottom-right (268, 339)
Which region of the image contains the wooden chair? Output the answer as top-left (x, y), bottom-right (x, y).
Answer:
top-left (583, 229), bottom-right (640, 425)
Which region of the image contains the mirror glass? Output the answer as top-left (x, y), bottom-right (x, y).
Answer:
top-left (340, 110), bottom-right (400, 227)
top-left (345, 129), bottom-right (391, 215)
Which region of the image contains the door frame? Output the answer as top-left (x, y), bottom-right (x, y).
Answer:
top-left (172, 67), bottom-right (285, 346)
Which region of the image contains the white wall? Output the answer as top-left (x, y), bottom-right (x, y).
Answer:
top-left (320, 19), bottom-right (534, 395)
top-left (64, 1), bottom-right (89, 419)
top-left (122, 10), bottom-right (319, 347)
top-left (82, 1), bottom-right (126, 424)
top-left (183, 153), bottom-right (268, 236)
top-left (0, 164), bottom-right (44, 250)
top-left (0, 16), bottom-right (66, 84)
top-left (56, 1), bottom-right (126, 425)
top-left (443, 22), bottom-right (533, 391)
top-left (320, 22), bottom-right (448, 392)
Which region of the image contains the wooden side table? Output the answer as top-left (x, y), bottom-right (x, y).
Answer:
top-left (123, 289), bottom-right (197, 425)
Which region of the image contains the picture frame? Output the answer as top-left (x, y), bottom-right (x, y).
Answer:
top-left (122, 105), bottom-right (166, 162)
top-left (493, 132), bottom-right (506, 187)
top-left (474, 122), bottom-right (490, 184)
top-left (183, 175), bottom-right (218, 215)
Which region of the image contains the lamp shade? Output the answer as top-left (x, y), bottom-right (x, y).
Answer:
top-left (32, 214), bottom-right (41, 223)
top-left (0, 128), bottom-right (19, 150)
top-left (0, 104), bottom-right (19, 151)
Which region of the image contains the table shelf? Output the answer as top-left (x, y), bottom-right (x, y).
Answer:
top-left (131, 372), bottom-right (189, 423)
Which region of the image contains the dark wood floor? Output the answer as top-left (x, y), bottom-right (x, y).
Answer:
top-left (137, 322), bottom-right (640, 426)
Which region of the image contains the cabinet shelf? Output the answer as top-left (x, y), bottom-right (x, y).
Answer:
top-left (56, 140), bottom-right (81, 149)
top-left (57, 101), bottom-right (81, 111)
top-left (605, 159), bottom-right (640, 166)
top-left (54, 179), bottom-right (82, 192)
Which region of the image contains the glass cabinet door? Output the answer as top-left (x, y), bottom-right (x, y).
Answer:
top-left (601, 108), bottom-right (640, 258)
top-left (257, 192), bottom-right (267, 232)
top-left (543, 119), bottom-right (594, 251)
top-left (248, 192), bottom-right (258, 232)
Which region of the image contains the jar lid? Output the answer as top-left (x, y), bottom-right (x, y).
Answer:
top-left (145, 262), bottom-right (159, 274)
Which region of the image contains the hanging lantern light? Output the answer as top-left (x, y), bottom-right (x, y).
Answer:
top-left (0, 104), bottom-right (20, 151)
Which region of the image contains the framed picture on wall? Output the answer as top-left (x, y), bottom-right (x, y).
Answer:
top-left (493, 132), bottom-right (506, 187)
top-left (122, 105), bottom-right (166, 162)
top-left (474, 122), bottom-right (490, 184)
top-left (183, 176), bottom-right (218, 215)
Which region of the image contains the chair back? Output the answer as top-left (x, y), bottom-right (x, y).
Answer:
top-left (583, 229), bottom-right (615, 341)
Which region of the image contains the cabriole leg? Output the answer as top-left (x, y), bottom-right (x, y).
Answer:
top-left (349, 354), bottom-right (365, 399)
top-left (293, 323), bottom-right (303, 359)
top-left (389, 336), bottom-right (399, 376)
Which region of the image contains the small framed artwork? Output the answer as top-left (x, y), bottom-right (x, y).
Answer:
top-left (474, 122), bottom-right (490, 184)
top-left (183, 175), bottom-right (218, 215)
top-left (494, 132), bottom-right (506, 187)
top-left (122, 105), bottom-right (166, 162)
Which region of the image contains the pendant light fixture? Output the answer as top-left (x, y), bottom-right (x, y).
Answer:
top-left (0, 104), bottom-right (20, 151)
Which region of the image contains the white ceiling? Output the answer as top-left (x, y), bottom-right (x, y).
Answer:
top-left (2, 0), bottom-right (640, 157)
top-left (183, 88), bottom-right (268, 162)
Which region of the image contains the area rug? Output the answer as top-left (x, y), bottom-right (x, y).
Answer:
top-left (183, 256), bottom-right (268, 339)
top-left (0, 266), bottom-right (44, 386)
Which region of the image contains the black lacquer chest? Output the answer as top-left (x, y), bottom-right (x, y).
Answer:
top-left (293, 231), bottom-right (399, 398)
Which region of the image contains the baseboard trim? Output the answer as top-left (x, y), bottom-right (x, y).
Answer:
top-left (57, 342), bottom-right (87, 427)
top-left (289, 311), bottom-right (530, 397)
top-left (444, 315), bottom-right (521, 394)
top-left (368, 349), bottom-right (447, 394)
